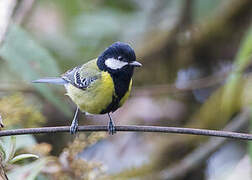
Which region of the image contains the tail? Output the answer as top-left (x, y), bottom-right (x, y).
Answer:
top-left (32, 77), bottom-right (68, 85)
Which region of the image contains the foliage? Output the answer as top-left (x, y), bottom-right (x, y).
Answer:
top-left (0, 93), bottom-right (45, 128)
top-left (0, 136), bottom-right (43, 180)
top-left (0, 92), bottom-right (110, 179)
top-left (233, 25), bottom-right (252, 159)
top-left (0, 24), bottom-right (71, 117)
top-left (51, 133), bottom-right (108, 180)
top-left (0, 93), bottom-right (49, 179)
top-left (0, 127), bottom-right (108, 179)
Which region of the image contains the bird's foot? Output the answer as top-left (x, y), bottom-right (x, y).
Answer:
top-left (70, 108), bottom-right (80, 134)
top-left (108, 120), bottom-right (116, 135)
top-left (70, 121), bottom-right (78, 134)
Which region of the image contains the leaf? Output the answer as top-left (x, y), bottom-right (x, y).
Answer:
top-left (231, 24), bottom-right (252, 160)
top-left (7, 158), bottom-right (49, 180)
top-left (223, 25), bottom-right (252, 112)
top-left (234, 27), bottom-right (252, 72)
top-left (9, 154), bottom-right (39, 164)
top-left (0, 141), bottom-right (6, 161)
top-left (0, 24), bottom-right (71, 116)
top-left (7, 136), bottom-right (16, 163)
top-left (2, 136), bottom-right (16, 163)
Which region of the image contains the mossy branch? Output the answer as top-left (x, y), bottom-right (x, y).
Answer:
top-left (0, 125), bottom-right (251, 140)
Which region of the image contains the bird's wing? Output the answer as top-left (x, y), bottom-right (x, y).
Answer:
top-left (61, 59), bottom-right (101, 89)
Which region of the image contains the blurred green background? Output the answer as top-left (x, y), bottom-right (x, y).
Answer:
top-left (0, 0), bottom-right (252, 179)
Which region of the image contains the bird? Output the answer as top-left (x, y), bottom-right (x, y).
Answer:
top-left (32, 42), bottom-right (142, 135)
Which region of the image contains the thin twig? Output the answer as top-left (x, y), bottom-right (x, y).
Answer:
top-left (0, 125), bottom-right (251, 140)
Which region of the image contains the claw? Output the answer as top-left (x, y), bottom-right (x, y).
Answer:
top-left (70, 108), bottom-right (80, 134)
top-left (107, 113), bottom-right (116, 135)
top-left (108, 120), bottom-right (116, 135)
top-left (0, 115), bottom-right (4, 128)
top-left (70, 121), bottom-right (78, 134)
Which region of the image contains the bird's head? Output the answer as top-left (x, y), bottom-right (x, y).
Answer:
top-left (97, 42), bottom-right (142, 74)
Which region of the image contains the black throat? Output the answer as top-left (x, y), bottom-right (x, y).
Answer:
top-left (111, 69), bottom-right (133, 99)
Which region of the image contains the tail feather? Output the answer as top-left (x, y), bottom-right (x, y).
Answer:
top-left (32, 77), bottom-right (67, 85)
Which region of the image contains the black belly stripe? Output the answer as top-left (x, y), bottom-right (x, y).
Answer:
top-left (100, 70), bottom-right (132, 114)
top-left (100, 95), bottom-right (119, 114)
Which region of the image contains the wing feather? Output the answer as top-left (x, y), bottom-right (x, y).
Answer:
top-left (61, 59), bottom-right (101, 89)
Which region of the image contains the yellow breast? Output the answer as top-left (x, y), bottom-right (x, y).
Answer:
top-left (65, 71), bottom-right (114, 114)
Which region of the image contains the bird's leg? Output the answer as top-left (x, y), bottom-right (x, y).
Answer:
top-left (107, 113), bottom-right (116, 135)
top-left (70, 107), bottom-right (80, 134)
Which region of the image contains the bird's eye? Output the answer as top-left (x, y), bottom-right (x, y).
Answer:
top-left (118, 56), bottom-right (123, 61)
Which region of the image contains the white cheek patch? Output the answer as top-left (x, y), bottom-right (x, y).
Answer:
top-left (105, 58), bottom-right (128, 70)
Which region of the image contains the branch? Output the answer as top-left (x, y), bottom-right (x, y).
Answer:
top-left (0, 125), bottom-right (252, 140)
